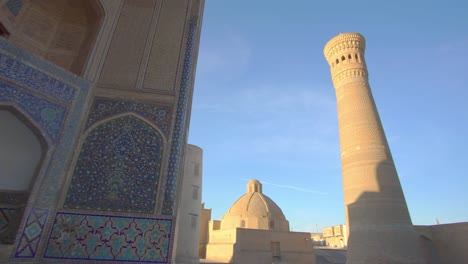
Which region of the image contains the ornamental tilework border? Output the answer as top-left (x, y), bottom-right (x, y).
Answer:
top-left (0, 37), bottom-right (91, 208)
top-left (161, 18), bottom-right (198, 215)
top-left (14, 208), bottom-right (49, 258)
top-left (64, 115), bottom-right (164, 213)
top-left (44, 212), bottom-right (173, 263)
top-left (0, 81), bottom-right (67, 142)
top-left (86, 98), bottom-right (172, 136)
top-left (0, 38), bottom-right (88, 92)
top-left (0, 51), bottom-right (76, 103)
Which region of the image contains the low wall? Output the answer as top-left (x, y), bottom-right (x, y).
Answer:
top-left (416, 222), bottom-right (468, 264)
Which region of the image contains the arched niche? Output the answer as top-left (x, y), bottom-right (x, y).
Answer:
top-left (64, 115), bottom-right (164, 214)
top-left (0, 0), bottom-right (104, 76)
top-left (0, 108), bottom-right (47, 244)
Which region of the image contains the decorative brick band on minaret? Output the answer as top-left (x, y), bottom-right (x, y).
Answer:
top-left (324, 33), bottom-right (425, 264)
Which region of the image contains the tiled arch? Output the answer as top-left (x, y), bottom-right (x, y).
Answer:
top-left (63, 114), bottom-right (165, 214)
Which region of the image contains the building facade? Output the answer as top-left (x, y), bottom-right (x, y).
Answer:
top-left (199, 202), bottom-right (211, 259)
top-left (173, 144), bottom-right (203, 263)
top-left (0, 0), bottom-right (204, 263)
top-left (204, 180), bottom-right (315, 264)
top-left (322, 225), bottom-right (347, 248)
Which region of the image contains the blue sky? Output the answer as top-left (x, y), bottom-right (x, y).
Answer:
top-left (188, 0), bottom-right (468, 232)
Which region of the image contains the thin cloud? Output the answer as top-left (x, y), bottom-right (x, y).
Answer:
top-left (241, 178), bottom-right (328, 195)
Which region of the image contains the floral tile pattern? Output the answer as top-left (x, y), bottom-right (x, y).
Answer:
top-left (162, 18), bottom-right (198, 215)
top-left (44, 212), bottom-right (172, 263)
top-left (0, 81), bottom-right (67, 142)
top-left (64, 115), bottom-right (163, 213)
top-left (0, 53), bottom-right (76, 103)
top-left (85, 98), bottom-right (172, 136)
top-left (0, 37), bottom-right (91, 209)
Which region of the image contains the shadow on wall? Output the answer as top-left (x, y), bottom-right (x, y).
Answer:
top-left (346, 161), bottom-right (440, 264)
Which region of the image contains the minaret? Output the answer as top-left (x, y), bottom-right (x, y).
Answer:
top-left (324, 33), bottom-right (424, 264)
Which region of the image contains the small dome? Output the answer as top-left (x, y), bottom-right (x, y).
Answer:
top-left (221, 179), bottom-right (289, 231)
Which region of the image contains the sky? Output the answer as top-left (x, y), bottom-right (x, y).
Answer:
top-left (188, 0), bottom-right (468, 232)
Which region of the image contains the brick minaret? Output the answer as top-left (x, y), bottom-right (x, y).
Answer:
top-left (324, 33), bottom-right (424, 264)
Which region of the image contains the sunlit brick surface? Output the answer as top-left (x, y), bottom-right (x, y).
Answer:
top-left (324, 33), bottom-right (425, 264)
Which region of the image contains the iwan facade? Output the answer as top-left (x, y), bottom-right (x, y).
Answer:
top-left (0, 0), bottom-right (204, 263)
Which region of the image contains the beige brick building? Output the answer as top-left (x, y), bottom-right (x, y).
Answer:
top-left (202, 180), bottom-right (315, 264)
top-left (322, 225), bottom-right (347, 248)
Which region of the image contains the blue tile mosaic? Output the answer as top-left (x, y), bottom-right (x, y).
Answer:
top-left (44, 212), bottom-right (172, 263)
top-left (14, 208), bottom-right (48, 258)
top-left (0, 53), bottom-right (76, 103)
top-left (0, 81), bottom-right (67, 142)
top-left (0, 38), bottom-right (89, 90)
top-left (0, 37), bottom-right (91, 209)
top-left (64, 115), bottom-right (163, 213)
top-left (162, 18), bottom-right (198, 215)
top-left (86, 98), bottom-right (172, 136)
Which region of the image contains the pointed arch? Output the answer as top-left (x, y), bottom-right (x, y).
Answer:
top-left (63, 113), bottom-right (165, 213)
top-left (83, 112), bottom-right (168, 143)
top-left (0, 104), bottom-right (52, 150)
top-left (0, 105), bottom-right (50, 244)
top-left (1, 0), bottom-right (105, 76)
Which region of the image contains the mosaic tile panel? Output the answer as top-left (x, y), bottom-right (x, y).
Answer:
top-left (0, 52), bottom-right (76, 103)
top-left (44, 212), bottom-right (172, 263)
top-left (64, 115), bottom-right (163, 213)
top-left (162, 18), bottom-right (198, 215)
top-left (14, 208), bottom-right (48, 258)
top-left (86, 98), bottom-right (172, 136)
top-left (0, 81), bottom-right (67, 142)
top-left (6, 0), bottom-right (24, 16)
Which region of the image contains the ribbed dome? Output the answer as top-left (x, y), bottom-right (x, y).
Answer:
top-left (221, 180), bottom-right (290, 231)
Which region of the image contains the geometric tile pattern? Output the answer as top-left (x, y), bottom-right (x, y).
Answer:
top-left (14, 208), bottom-right (48, 258)
top-left (0, 81), bottom-right (67, 142)
top-left (162, 18), bottom-right (198, 215)
top-left (6, 0), bottom-right (24, 16)
top-left (85, 98), bottom-right (172, 136)
top-left (64, 115), bottom-right (163, 213)
top-left (44, 212), bottom-right (172, 263)
top-left (0, 207), bottom-right (22, 244)
top-left (0, 52), bottom-right (76, 103)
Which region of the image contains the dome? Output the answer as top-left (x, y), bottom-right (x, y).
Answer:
top-left (220, 179), bottom-right (290, 231)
